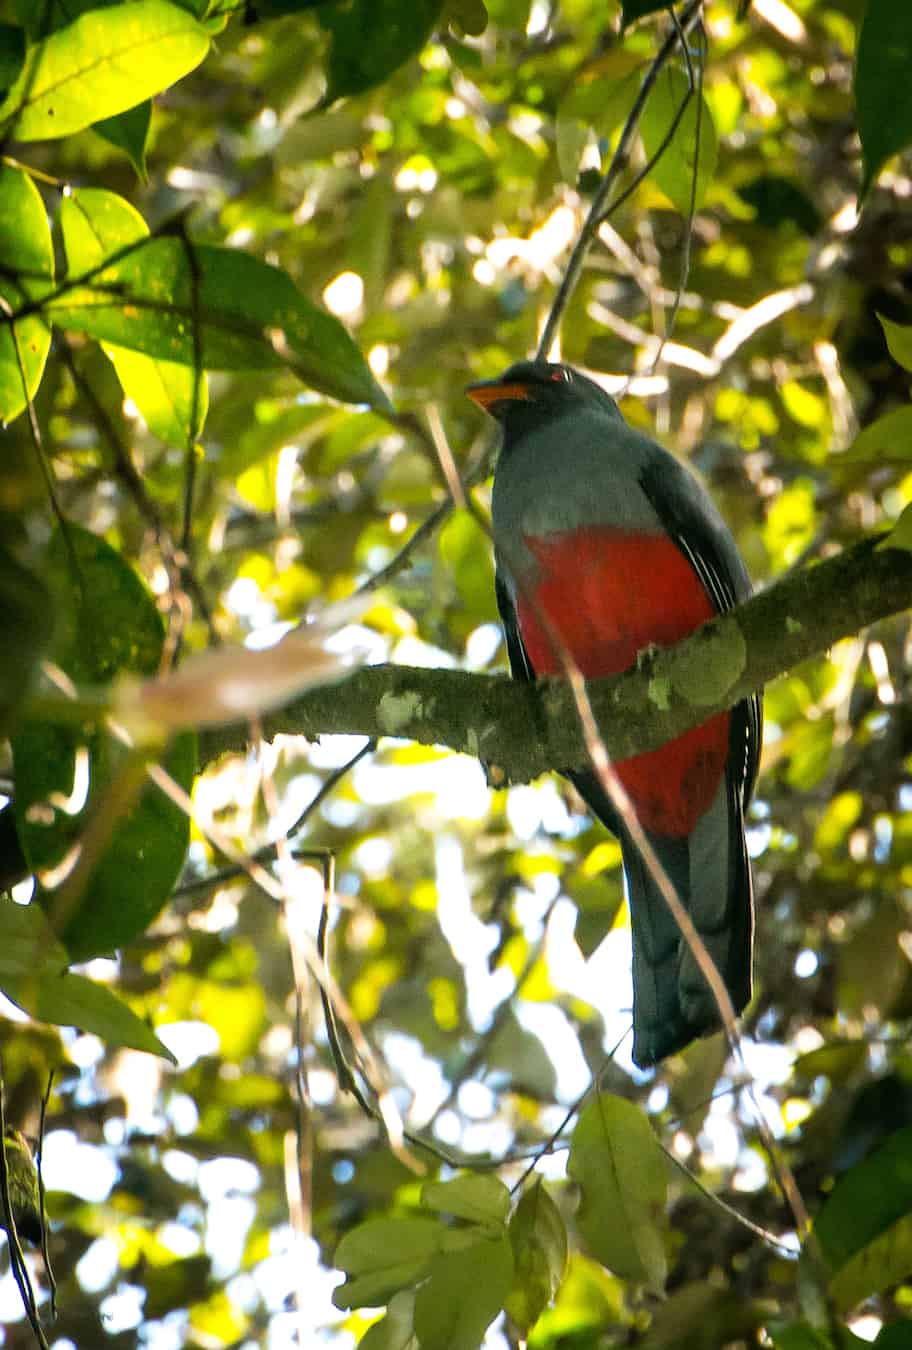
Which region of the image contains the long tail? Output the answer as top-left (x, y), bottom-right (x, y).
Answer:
top-left (621, 774), bottom-right (753, 1067)
top-left (571, 768), bottom-right (753, 1068)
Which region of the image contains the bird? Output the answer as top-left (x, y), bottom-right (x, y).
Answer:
top-left (2, 1128), bottom-right (43, 1246)
top-left (467, 359), bottom-right (761, 1068)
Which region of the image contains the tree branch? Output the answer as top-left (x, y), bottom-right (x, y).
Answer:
top-left (199, 537), bottom-right (912, 778)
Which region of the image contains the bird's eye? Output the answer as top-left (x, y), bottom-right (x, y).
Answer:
top-left (549, 367), bottom-right (571, 384)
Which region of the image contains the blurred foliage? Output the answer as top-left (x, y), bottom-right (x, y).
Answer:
top-left (0, 0), bottom-right (911, 1347)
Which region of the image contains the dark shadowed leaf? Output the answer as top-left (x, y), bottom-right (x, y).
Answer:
top-left (0, 544), bottom-right (52, 736)
top-left (93, 100), bottom-right (153, 178)
top-left (855, 1), bottom-right (912, 196)
top-left (621, 0), bottom-right (671, 26)
top-left (319, 0), bottom-right (444, 105)
top-left (12, 524), bottom-right (194, 962)
top-left (0, 22), bottom-right (24, 94)
top-left (816, 1126), bottom-right (912, 1310)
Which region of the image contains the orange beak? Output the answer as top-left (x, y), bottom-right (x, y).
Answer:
top-left (465, 381), bottom-right (534, 410)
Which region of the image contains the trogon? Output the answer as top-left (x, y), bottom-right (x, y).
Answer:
top-left (467, 360), bottom-right (761, 1069)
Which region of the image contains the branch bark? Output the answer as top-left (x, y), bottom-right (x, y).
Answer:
top-left (199, 537), bottom-right (912, 779)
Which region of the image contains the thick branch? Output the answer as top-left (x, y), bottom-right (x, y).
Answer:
top-left (199, 538), bottom-right (912, 779)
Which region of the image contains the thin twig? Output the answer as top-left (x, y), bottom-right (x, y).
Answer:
top-left (0, 1059), bottom-right (49, 1349)
top-left (36, 1072), bottom-right (56, 1320)
top-left (660, 1139), bottom-right (794, 1256)
top-left (536, 0), bottom-right (705, 358)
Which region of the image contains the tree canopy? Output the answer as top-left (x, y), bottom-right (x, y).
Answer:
top-left (1, 1), bottom-right (912, 1347)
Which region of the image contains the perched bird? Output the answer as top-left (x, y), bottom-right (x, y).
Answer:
top-left (467, 360), bottom-right (761, 1068)
top-left (2, 1128), bottom-right (42, 1246)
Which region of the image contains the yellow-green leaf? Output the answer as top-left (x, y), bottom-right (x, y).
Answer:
top-left (0, 0), bottom-right (209, 143)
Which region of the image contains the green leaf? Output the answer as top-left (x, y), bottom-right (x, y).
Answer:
top-left (421, 1174), bottom-right (511, 1228)
top-left (875, 1321), bottom-right (912, 1350)
top-left (3, 970), bottom-right (177, 1062)
top-left (555, 56), bottom-right (642, 183)
top-left (841, 406), bottom-right (912, 464)
top-left (93, 100), bottom-right (153, 177)
top-left (0, 895), bottom-right (173, 1059)
top-left (0, 544), bottom-right (53, 737)
top-left (878, 314), bottom-right (912, 373)
top-left (332, 1216), bottom-right (445, 1309)
top-left (51, 236), bottom-right (391, 411)
top-left (359, 1290), bottom-right (417, 1350)
top-left (829, 1211), bottom-right (912, 1313)
top-left (640, 64), bottom-right (717, 213)
top-left (0, 23), bottom-right (24, 95)
top-left (0, 896), bottom-right (68, 983)
top-left (505, 1180), bottom-right (568, 1335)
top-left (567, 1095), bottom-right (668, 1291)
top-left (792, 1041), bottom-right (867, 1084)
top-left (0, 0), bottom-right (209, 142)
top-left (769, 1324), bottom-right (867, 1350)
top-left (444, 0), bottom-right (488, 38)
top-left (816, 1125), bottom-right (912, 1299)
top-left (855, 0), bottom-right (912, 196)
top-left (880, 502), bottom-right (912, 555)
top-left (319, 0), bottom-right (444, 105)
top-left (12, 524), bottom-right (194, 962)
top-left (621, 0), bottom-right (671, 27)
top-left (413, 1232), bottom-right (513, 1350)
top-left (60, 189), bottom-right (207, 444)
top-left (0, 164), bottom-right (53, 422)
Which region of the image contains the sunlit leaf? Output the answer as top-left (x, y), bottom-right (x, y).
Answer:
top-left (0, 0), bottom-right (209, 142)
top-left (621, 0), bottom-right (672, 26)
top-left (61, 188), bottom-right (207, 445)
top-left (0, 164), bottom-right (53, 422)
top-left (50, 236), bottom-right (391, 410)
top-left (640, 65), bottom-right (717, 213)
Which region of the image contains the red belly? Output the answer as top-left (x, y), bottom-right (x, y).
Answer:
top-left (515, 526), bottom-right (729, 837)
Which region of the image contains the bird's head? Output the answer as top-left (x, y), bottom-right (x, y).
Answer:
top-left (466, 360), bottom-right (621, 434)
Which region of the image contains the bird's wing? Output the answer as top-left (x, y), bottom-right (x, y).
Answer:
top-left (495, 568), bottom-right (536, 682)
top-left (638, 456), bottom-right (763, 808)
